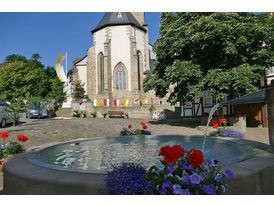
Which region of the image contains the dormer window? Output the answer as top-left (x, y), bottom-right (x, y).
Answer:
top-left (117, 12), bottom-right (123, 18)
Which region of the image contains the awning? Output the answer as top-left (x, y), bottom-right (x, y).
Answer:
top-left (221, 89), bottom-right (266, 106)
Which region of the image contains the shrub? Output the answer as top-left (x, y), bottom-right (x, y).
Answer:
top-left (101, 111), bottom-right (107, 118)
top-left (125, 112), bottom-right (129, 119)
top-left (91, 111), bottom-right (97, 118)
top-left (72, 110), bottom-right (80, 117)
top-left (105, 162), bottom-right (154, 195)
top-left (80, 110), bottom-right (87, 118)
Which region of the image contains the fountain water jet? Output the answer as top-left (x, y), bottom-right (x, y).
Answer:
top-left (202, 103), bottom-right (220, 153)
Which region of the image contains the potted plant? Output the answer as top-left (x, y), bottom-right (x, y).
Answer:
top-left (0, 131), bottom-right (29, 172)
top-left (91, 111), bottom-right (97, 118)
top-left (125, 112), bottom-right (129, 119)
top-left (101, 111), bottom-right (107, 118)
top-left (72, 110), bottom-right (80, 117)
top-left (80, 110), bottom-right (87, 118)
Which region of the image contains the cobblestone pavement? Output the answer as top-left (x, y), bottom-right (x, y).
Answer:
top-left (0, 117), bottom-right (270, 192)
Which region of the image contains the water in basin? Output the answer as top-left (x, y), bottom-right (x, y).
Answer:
top-left (35, 135), bottom-right (256, 171)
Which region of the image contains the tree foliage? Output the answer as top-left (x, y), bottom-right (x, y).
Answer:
top-left (0, 54), bottom-right (65, 104)
top-left (72, 80), bottom-right (86, 99)
top-left (144, 12), bottom-right (274, 104)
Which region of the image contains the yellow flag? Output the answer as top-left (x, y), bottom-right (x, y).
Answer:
top-left (143, 99), bottom-right (146, 105)
top-left (96, 99), bottom-right (100, 107)
top-left (123, 99), bottom-right (127, 107)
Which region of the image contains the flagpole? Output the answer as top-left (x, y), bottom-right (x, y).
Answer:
top-left (66, 51), bottom-right (67, 76)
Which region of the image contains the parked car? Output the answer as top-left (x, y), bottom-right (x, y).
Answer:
top-left (0, 102), bottom-right (20, 128)
top-left (26, 100), bottom-right (48, 119)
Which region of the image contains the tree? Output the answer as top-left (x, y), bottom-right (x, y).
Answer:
top-left (67, 68), bottom-right (73, 77)
top-left (143, 12), bottom-right (274, 104)
top-left (0, 54), bottom-right (65, 104)
top-left (72, 80), bottom-right (86, 99)
top-left (0, 61), bottom-right (51, 101)
top-left (5, 54), bottom-right (27, 63)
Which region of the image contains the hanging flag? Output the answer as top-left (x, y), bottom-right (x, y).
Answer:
top-left (117, 99), bottom-right (120, 106)
top-left (104, 99), bottom-right (107, 106)
top-left (151, 98), bottom-right (154, 105)
top-left (107, 99), bottom-right (110, 107)
top-left (96, 99), bottom-right (100, 107)
top-left (123, 99), bottom-right (129, 107)
top-left (133, 99), bottom-right (139, 104)
top-left (143, 99), bottom-right (147, 105)
top-left (114, 99), bottom-right (117, 107)
top-left (78, 99), bottom-right (83, 105)
top-left (93, 99), bottom-right (97, 107)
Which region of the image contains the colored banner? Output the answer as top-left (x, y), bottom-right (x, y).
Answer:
top-left (96, 99), bottom-right (100, 107)
top-left (93, 99), bottom-right (97, 107)
top-left (133, 99), bottom-right (139, 104)
top-left (143, 99), bottom-right (147, 105)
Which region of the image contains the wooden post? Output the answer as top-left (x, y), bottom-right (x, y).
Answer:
top-left (266, 80), bottom-right (274, 153)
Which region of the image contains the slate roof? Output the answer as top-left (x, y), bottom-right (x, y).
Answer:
top-left (91, 12), bottom-right (146, 34)
top-left (221, 89), bottom-right (266, 106)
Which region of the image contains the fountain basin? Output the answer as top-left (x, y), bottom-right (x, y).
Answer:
top-left (3, 135), bottom-right (274, 194)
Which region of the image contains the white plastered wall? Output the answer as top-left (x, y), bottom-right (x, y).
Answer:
top-left (93, 25), bottom-right (147, 92)
top-left (76, 65), bottom-right (87, 94)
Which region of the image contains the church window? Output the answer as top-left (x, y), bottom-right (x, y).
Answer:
top-left (115, 64), bottom-right (126, 90)
top-left (99, 53), bottom-right (104, 91)
top-left (117, 12), bottom-right (123, 18)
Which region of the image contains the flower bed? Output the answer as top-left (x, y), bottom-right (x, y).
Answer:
top-left (0, 131), bottom-right (29, 171)
top-left (104, 145), bottom-right (234, 195)
top-left (210, 118), bottom-right (244, 139)
top-left (120, 122), bottom-right (151, 136)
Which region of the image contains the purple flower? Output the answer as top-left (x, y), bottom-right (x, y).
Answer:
top-left (180, 189), bottom-right (190, 195)
top-left (182, 160), bottom-right (192, 170)
top-left (173, 184), bottom-right (181, 194)
top-left (203, 184), bottom-right (216, 195)
top-left (214, 174), bottom-right (223, 182)
top-left (181, 175), bottom-right (190, 185)
top-left (162, 181), bottom-right (173, 192)
top-left (222, 185), bottom-right (226, 193)
top-left (189, 173), bottom-right (202, 184)
top-left (225, 169), bottom-right (234, 179)
top-left (152, 168), bottom-right (158, 173)
top-left (166, 164), bottom-right (175, 175)
top-left (212, 159), bottom-right (219, 165)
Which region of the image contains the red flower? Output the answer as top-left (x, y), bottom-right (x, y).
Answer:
top-left (0, 131), bottom-right (9, 139)
top-left (212, 120), bottom-right (219, 128)
top-left (158, 145), bottom-right (185, 165)
top-left (128, 125), bottom-right (132, 129)
top-left (187, 148), bottom-right (204, 168)
top-left (140, 122), bottom-right (146, 125)
top-left (212, 123), bottom-right (219, 128)
top-left (17, 134), bottom-right (29, 142)
top-left (143, 125), bottom-right (147, 130)
top-left (218, 118), bottom-right (227, 123)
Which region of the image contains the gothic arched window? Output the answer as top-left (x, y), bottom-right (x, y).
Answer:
top-left (99, 53), bottom-right (104, 91)
top-left (115, 63), bottom-right (126, 90)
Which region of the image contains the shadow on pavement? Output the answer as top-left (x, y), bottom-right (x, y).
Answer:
top-left (148, 119), bottom-right (200, 128)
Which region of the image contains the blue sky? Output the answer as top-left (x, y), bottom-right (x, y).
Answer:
top-left (0, 12), bottom-right (161, 71)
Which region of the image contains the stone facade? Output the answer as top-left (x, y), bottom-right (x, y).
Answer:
top-left (73, 12), bottom-right (175, 118)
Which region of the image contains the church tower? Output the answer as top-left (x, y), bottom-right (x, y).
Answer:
top-left (131, 12), bottom-right (145, 25)
top-left (73, 12), bottom-right (166, 116)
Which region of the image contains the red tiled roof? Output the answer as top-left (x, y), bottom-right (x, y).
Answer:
top-left (73, 57), bottom-right (83, 71)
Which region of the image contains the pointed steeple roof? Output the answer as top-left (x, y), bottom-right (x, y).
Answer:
top-left (91, 12), bottom-right (146, 34)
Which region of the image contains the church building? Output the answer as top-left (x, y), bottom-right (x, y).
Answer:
top-left (72, 12), bottom-right (176, 119)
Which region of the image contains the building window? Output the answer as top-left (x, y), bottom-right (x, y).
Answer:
top-left (137, 52), bottom-right (141, 90)
top-left (115, 64), bottom-right (126, 90)
top-left (99, 53), bottom-right (104, 91)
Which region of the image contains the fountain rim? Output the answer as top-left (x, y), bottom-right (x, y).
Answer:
top-left (26, 135), bottom-right (256, 175)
